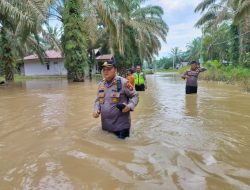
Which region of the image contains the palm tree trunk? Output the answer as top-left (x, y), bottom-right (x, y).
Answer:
top-left (0, 27), bottom-right (15, 81)
top-left (239, 13), bottom-right (250, 65)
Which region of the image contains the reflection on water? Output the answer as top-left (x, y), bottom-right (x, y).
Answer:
top-left (185, 95), bottom-right (198, 117)
top-left (0, 75), bottom-right (250, 190)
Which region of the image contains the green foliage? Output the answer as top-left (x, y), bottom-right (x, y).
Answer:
top-left (0, 28), bottom-right (16, 80)
top-left (201, 24), bottom-right (231, 61)
top-left (111, 0), bottom-right (168, 66)
top-left (178, 65), bottom-right (190, 74)
top-left (154, 57), bottom-right (172, 70)
top-left (61, 0), bottom-right (89, 81)
top-left (242, 52), bottom-right (250, 68)
top-left (186, 37), bottom-right (202, 61)
top-left (229, 24), bottom-right (240, 66)
top-left (205, 60), bottom-right (223, 70)
top-left (195, 0), bottom-right (250, 67)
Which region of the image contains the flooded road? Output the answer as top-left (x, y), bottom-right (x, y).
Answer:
top-left (0, 73), bottom-right (250, 190)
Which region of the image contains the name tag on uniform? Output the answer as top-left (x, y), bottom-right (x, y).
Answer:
top-left (98, 93), bottom-right (105, 98)
top-left (99, 98), bottom-right (104, 104)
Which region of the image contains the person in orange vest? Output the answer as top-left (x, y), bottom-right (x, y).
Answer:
top-left (126, 68), bottom-right (135, 87)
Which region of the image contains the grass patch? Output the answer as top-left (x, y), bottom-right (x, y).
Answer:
top-left (0, 74), bottom-right (67, 82)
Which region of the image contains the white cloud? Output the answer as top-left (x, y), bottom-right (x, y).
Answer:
top-left (158, 21), bottom-right (201, 57)
top-left (145, 0), bottom-right (202, 58)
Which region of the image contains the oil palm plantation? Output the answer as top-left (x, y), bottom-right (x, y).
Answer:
top-left (170, 47), bottom-right (182, 69)
top-left (114, 0), bottom-right (168, 65)
top-left (0, 0), bottom-right (57, 81)
top-left (186, 38), bottom-right (202, 62)
top-left (51, 0), bottom-right (129, 81)
top-left (195, 0), bottom-right (250, 65)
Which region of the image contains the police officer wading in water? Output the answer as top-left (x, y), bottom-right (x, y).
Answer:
top-left (182, 61), bottom-right (206, 94)
top-left (93, 60), bottom-right (139, 139)
top-left (134, 65), bottom-right (147, 91)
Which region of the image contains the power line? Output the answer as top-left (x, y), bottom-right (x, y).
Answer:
top-left (210, 30), bottom-right (250, 47)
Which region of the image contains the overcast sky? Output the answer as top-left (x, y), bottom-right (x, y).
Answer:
top-left (146, 0), bottom-right (202, 58)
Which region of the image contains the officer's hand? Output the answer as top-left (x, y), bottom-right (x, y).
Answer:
top-left (122, 104), bottom-right (130, 113)
top-left (93, 110), bottom-right (100, 118)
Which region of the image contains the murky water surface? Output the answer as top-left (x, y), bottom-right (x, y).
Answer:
top-left (0, 73), bottom-right (250, 189)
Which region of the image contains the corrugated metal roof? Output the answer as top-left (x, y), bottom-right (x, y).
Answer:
top-left (23, 50), bottom-right (63, 60)
top-left (96, 54), bottom-right (113, 61)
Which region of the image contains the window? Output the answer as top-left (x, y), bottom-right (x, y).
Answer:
top-left (54, 61), bottom-right (58, 64)
top-left (46, 63), bottom-right (50, 70)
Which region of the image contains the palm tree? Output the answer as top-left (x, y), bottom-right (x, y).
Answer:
top-left (170, 47), bottom-right (181, 69)
top-left (195, 0), bottom-right (250, 65)
top-left (186, 38), bottom-right (202, 61)
top-left (0, 0), bottom-right (56, 81)
top-left (50, 0), bottom-right (129, 81)
top-left (121, 0), bottom-right (168, 62)
top-left (104, 0), bottom-right (168, 73)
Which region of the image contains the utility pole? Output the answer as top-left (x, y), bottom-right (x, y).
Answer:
top-left (172, 56), bottom-right (175, 70)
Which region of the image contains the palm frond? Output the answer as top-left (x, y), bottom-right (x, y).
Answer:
top-left (195, 0), bottom-right (217, 13)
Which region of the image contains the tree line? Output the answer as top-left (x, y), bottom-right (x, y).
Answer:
top-left (155, 0), bottom-right (250, 70)
top-left (0, 0), bottom-right (168, 81)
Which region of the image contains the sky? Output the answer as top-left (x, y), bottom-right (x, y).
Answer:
top-left (146, 0), bottom-right (202, 58)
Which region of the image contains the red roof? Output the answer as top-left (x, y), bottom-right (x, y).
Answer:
top-left (96, 54), bottom-right (113, 61)
top-left (23, 50), bottom-right (63, 60)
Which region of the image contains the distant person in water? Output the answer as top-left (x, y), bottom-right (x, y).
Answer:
top-left (126, 68), bottom-right (135, 87)
top-left (182, 61), bottom-right (206, 94)
top-left (134, 65), bottom-right (147, 91)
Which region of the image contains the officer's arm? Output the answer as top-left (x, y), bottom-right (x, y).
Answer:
top-left (94, 86), bottom-right (101, 112)
top-left (94, 97), bottom-right (100, 112)
top-left (199, 68), bottom-right (207, 72)
top-left (124, 81), bottom-right (139, 111)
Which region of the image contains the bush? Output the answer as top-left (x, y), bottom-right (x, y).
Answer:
top-left (178, 65), bottom-right (189, 74)
top-left (204, 60), bottom-right (223, 70)
top-left (242, 52), bottom-right (250, 67)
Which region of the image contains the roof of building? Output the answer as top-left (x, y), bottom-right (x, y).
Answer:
top-left (23, 50), bottom-right (63, 61)
top-left (96, 54), bottom-right (113, 61)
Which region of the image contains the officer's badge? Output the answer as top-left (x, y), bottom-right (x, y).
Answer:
top-left (126, 81), bottom-right (133, 91)
top-left (98, 92), bottom-right (105, 98)
top-left (112, 97), bottom-right (119, 103)
top-left (99, 85), bottom-right (105, 90)
top-left (99, 98), bottom-right (104, 104)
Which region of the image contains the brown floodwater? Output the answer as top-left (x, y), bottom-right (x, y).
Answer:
top-left (0, 73), bottom-right (250, 190)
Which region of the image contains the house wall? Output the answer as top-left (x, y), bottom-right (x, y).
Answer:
top-left (92, 62), bottom-right (101, 74)
top-left (24, 59), bottom-right (67, 76)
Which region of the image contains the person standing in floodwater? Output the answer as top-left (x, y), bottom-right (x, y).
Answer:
top-left (134, 65), bottom-right (147, 91)
top-left (93, 60), bottom-right (139, 139)
top-left (126, 69), bottom-right (135, 87)
top-left (182, 61), bottom-right (207, 94)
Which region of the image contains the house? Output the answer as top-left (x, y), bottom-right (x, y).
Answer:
top-left (22, 49), bottom-right (114, 76)
top-left (94, 54), bottom-right (114, 74)
top-left (177, 62), bottom-right (189, 69)
top-left (23, 50), bottom-right (67, 76)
